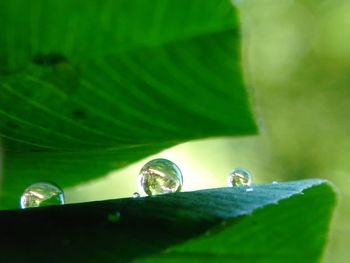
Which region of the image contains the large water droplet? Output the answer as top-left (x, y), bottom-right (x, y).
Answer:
top-left (138, 158), bottom-right (183, 196)
top-left (227, 168), bottom-right (252, 187)
top-left (20, 182), bottom-right (64, 209)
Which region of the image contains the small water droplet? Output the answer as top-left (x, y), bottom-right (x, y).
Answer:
top-left (132, 192), bottom-right (140, 198)
top-left (108, 211), bottom-right (121, 222)
top-left (20, 182), bottom-right (64, 209)
top-left (138, 158), bottom-right (183, 196)
top-left (246, 187), bottom-right (254, 192)
top-left (272, 181), bottom-right (278, 184)
top-left (227, 168), bottom-right (252, 187)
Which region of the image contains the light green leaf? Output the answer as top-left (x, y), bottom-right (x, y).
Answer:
top-left (0, 0), bottom-right (257, 209)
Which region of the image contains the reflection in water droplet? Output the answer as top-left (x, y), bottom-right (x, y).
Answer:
top-left (132, 192), bottom-right (140, 198)
top-left (246, 187), bottom-right (254, 192)
top-left (138, 158), bottom-right (183, 196)
top-left (108, 211), bottom-right (121, 222)
top-left (20, 182), bottom-right (64, 209)
top-left (272, 181), bottom-right (278, 184)
top-left (227, 168), bottom-right (252, 187)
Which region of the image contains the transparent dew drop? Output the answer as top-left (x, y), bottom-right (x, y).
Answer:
top-left (227, 168), bottom-right (252, 187)
top-left (272, 181), bottom-right (278, 184)
top-left (138, 158), bottom-right (183, 196)
top-left (20, 182), bottom-right (64, 209)
top-left (132, 192), bottom-right (140, 198)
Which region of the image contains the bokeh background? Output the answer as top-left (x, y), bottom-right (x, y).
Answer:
top-left (65, 1), bottom-right (350, 262)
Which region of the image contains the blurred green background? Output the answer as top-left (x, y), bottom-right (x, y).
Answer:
top-left (65, 1), bottom-right (349, 262)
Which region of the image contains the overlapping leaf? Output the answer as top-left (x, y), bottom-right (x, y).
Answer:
top-left (0, 0), bottom-right (257, 209)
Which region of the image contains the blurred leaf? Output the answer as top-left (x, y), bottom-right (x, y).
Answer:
top-left (0, 179), bottom-right (336, 263)
top-left (0, 0), bottom-right (257, 209)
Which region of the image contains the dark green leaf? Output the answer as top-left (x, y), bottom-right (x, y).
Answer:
top-left (0, 180), bottom-right (336, 263)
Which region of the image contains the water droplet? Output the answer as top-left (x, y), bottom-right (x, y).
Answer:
top-left (272, 181), bottom-right (278, 184)
top-left (246, 187), bottom-right (254, 192)
top-left (138, 158), bottom-right (183, 196)
top-left (108, 211), bottom-right (121, 222)
top-left (20, 182), bottom-right (64, 209)
top-left (227, 168), bottom-right (252, 187)
top-left (132, 192), bottom-right (140, 198)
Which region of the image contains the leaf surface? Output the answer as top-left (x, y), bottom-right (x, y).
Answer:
top-left (0, 180), bottom-right (336, 263)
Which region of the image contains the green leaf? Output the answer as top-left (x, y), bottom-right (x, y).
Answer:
top-left (0, 180), bottom-right (336, 263)
top-left (0, 0), bottom-right (238, 73)
top-left (0, 0), bottom-right (257, 209)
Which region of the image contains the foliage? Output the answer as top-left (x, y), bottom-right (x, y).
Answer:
top-left (0, 1), bottom-right (336, 262)
top-left (0, 180), bottom-right (335, 263)
top-left (0, 0), bottom-right (255, 209)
